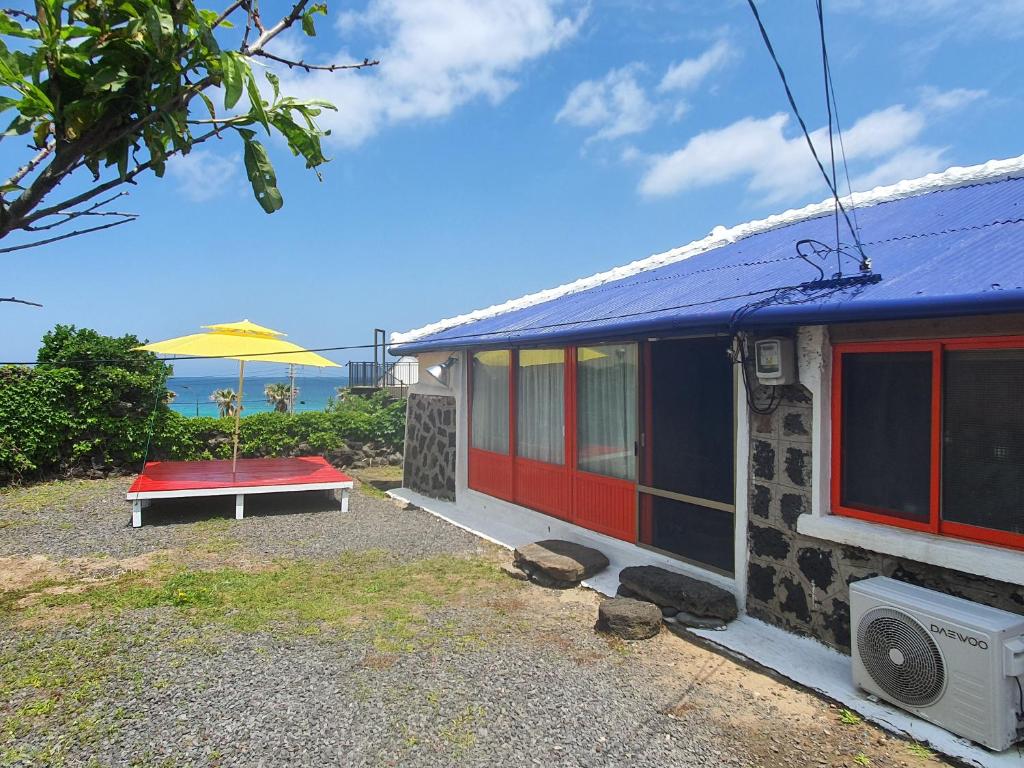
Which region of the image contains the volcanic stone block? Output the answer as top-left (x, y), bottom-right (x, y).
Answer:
top-left (750, 524), bottom-right (790, 560)
top-left (513, 540), bottom-right (610, 587)
top-left (780, 576), bottom-right (811, 622)
top-left (751, 484), bottom-right (771, 519)
top-left (752, 440), bottom-right (776, 481)
top-left (797, 547), bottom-right (835, 591)
top-left (619, 565), bottom-right (737, 621)
top-left (779, 493), bottom-right (805, 530)
top-left (595, 597), bottom-right (663, 640)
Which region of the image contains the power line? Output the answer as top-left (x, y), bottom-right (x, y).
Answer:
top-left (744, 0), bottom-right (867, 268)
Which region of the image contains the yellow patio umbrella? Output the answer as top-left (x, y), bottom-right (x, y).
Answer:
top-left (136, 320), bottom-right (340, 471)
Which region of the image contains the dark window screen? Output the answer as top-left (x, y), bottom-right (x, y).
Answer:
top-left (841, 352), bottom-right (931, 522)
top-left (646, 338), bottom-right (734, 503)
top-left (639, 494), bottom-right (734, 574)
top-left (942, 349), bottom-right (1024, 536)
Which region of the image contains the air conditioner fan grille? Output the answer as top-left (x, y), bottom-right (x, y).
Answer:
top-left (857, 606), bottom-right (946, 707)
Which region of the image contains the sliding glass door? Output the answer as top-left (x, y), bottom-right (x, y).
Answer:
top-left (639, 338), bottom-right (735, 574)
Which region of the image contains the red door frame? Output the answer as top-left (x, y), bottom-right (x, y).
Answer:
top-left (467, 344), bottom-right (638, 542)
top-left (831, 336), bottom-right (1024, 551)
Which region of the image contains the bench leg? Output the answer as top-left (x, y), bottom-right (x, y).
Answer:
top-left (340, 489), bottom-right (349, 514)
top-left (132, 500), bottom-right (142, 528)
top-left (235, 493), bottom-right (245, 520)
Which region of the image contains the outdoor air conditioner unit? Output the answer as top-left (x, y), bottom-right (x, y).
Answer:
top-left (851, 576), bottom-right (1024, 752)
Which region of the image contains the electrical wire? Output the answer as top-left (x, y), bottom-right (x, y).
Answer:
top-left (745, 0), bottom-right (867, 268)
top-left (816, 0), bottom-right (841, 275)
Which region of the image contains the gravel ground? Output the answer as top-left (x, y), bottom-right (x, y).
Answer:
top-left (0, 477), bottom-right (485, 562)
top-left (0, 479), bottom-right (947, 768)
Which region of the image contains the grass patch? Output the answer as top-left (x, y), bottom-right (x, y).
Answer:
top-left (439, 704), bottom-right (485, 756)
top-left (31, 551), bottom-right (503, 650)
top-left (0, 626), bottom-right (132, 766)
top-left (906, 742), bottom-right (934, 759)
top-left (838, 708), bottom-right (862, 725)
top-left (0, 478), bottom-right (122, 514)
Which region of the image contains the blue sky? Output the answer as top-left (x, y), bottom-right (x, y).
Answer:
top-left (3, 0), bottom-right (1022, 375)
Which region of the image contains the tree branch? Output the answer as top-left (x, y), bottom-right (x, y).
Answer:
top-left (23, 191), bottom-right (134, 232)
top-left (0, 216), bottom-right (137, 254)
top-left (24, 126), bottom-right (230, 226)
top-left (0, 295), bottom-right (43, 307)
top-left (244, 0), bottom-right (309, 53)
top-left (5, 142), bottom-right (56, 189)
top-left (251, 51), bottom-right (380, 73)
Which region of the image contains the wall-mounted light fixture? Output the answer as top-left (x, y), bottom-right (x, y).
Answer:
top-left (426, 355), bottom-right (458, 386)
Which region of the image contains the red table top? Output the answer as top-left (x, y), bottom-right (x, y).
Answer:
top-left (128, 456), bottom-right (352, 494)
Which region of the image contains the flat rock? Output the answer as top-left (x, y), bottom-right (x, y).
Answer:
top-left (619, 565), bottom-right (737, 622)
top-left (595, 597), bottom-right (662, 640)
top-left (513, 540), bottom-right (609, 587)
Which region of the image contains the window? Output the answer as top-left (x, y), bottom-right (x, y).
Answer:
top-left (471, 350), bottom-right (510, 454)
top-left (516, 349), bottom-right (565, 464)
top-left (839, 351), bottom-right (932, 523)
top-left (833, 338), bottom-right (1024, 550)
top-left (577, 344), bottom-right (637, 480)
top-left (942, 348), bottom-right (1024, 538)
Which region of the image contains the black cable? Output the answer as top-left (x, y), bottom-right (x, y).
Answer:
top-left (745, 0), bottom-right (866, 265)
top-left (816, 0), bottom-right (842, 276)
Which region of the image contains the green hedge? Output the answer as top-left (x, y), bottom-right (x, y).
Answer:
top-left (153, 393), bottom-right (407, 462)
top-left (1, 325), bottom-right (406, 483)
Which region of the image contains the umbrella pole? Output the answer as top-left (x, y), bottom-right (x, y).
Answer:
top-left (232, 359), bottom-right (245, 472)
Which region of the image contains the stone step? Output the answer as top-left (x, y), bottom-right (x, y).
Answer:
top-left (618, 565), bottom-right (737, 622)
top-left (512, 539), bottom-right (610, 588)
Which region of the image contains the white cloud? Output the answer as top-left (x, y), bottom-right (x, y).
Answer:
top-left (835, 0), bottom-right (1024, 39)
top-left (555, 65), bottom-right (656, 142)
top-left (919, 86), bottom-right (987, 112)
top-left (658, 39), bottom-right (736, 93)
top-left (276, 0), bottom-right (585, 147)
top-left (637, 100), bottom-right (945, 202)
top-left (850, 146), bottom-right (949, 191)
top-left (168, 150), bottom-right (239, 202)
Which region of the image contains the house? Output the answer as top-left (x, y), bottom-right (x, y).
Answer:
top-left (389, 156), bottom-right (1024, 657)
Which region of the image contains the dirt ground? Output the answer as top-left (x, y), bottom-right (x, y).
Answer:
top-left (0, 477), bottom-right (951, 768)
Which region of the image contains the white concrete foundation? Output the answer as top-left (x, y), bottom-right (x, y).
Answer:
top-left (388, 487), bottom-right (737, 598)
top-left (388, 486), bottom-right (1020, 768)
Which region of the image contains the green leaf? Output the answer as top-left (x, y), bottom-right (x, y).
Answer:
top-left (220, 51), bottom-right (244, 110)
top-left (245, 71), bottom-right (270, 133)
top-left (144, 5), bottom-right (174, 56)
top-left (300, 3), bottom-right (327, 36)
top-left (270, 112), bottom-right (326, 169)
top-left (265, 71), bottom-right (280, 101)
top-left (242, 135), bottom-right (283, 214)
top-left (197, 91), bottom-right (217, 120)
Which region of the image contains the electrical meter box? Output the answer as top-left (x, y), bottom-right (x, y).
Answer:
top-left (754, 337), bottom-right (796, 385)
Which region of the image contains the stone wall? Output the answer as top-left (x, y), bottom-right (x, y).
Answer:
top-left (745, 380), bottom-right (1024, 653)
top-left (403, 393), bottom-right (457, 501)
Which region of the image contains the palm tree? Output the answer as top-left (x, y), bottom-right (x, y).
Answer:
top-left (210, 388), bottom-right (237, 418)
top-left (264, 382), bottom-right (297, 413)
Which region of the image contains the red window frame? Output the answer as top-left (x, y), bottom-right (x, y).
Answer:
top-left (831, 336), bottom-right (1024, 551)
top-left (467, 344), bottom-right (637, 542)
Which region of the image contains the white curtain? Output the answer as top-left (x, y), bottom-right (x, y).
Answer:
top-left (471, 351), bottom-right (510, 453)
top-left (517, 349), bottom-right (565, 464)
top-left (577, 344), bottom-right (638, 480)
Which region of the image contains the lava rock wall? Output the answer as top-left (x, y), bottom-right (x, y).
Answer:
top-left (403, 393), bottom-right (457, 501)
top-left (744, 382), bottom-right (1024, 653)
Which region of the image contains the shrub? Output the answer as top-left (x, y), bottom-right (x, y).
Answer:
top-left (1, 326), bottom-right (407, 483)
top-left (0, 326), bottom-right (171, 482)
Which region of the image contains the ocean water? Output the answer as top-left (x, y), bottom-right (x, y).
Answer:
top-left (168, 375), bottom-right (348, 418)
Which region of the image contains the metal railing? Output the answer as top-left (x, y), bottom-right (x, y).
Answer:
top-left (347, 360), bottom-right (418, 396)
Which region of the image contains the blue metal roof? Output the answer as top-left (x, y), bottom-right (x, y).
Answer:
top-left (393, 176), bottom-right (1024, 354)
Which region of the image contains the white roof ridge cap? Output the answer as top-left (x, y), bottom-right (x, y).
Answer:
top-left (391, 154), bottom-right (1024, 346)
